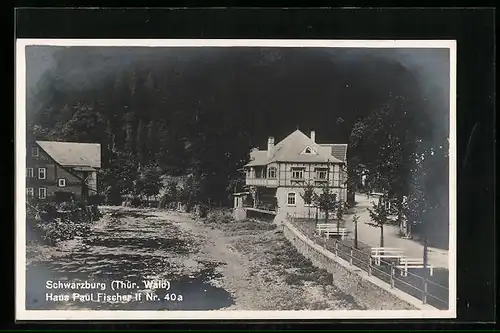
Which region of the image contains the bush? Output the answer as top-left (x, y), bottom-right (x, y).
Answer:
top-left (37, 201), bottom-right (59, 221)
top-left (198, 204), bottom-right (208, 218)
top-left (185, 201), bottom-right (194, 213)
top-left (88, 194), bottom-right (105, 205)
top-left (105, 186), bottom-right (122, 205)
top-left (167, 202), bottom-right (179, 210)
top-left (54, 191), bottom-right (75, 203)
top-left (35, 218), bottom-right (92, 245)
top-left (130, 197), bottom-right (142, 207)
top-left (27, 200), bottom-right (99, 246)
top-left (206, 208), bottom-right (234, 224)
top-left (90, 205), bottom-right (102, 220)
top-left (158, 193), bottom-right (177, 209)
top-left (158, 194), bottom-right (168, 209)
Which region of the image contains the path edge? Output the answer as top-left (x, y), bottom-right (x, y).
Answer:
top-left (282, 220), bottom-right (438, 311)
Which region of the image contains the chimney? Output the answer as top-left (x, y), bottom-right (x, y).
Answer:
top-left (310, 130), bottom-right (316, 143)
top-left (267, 137), bottom-right (275, 157)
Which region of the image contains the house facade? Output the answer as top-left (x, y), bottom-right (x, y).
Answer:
top-left (26, 141), bottom-right (101, 202)
top-left (234, 129), bottom-right (348, 217)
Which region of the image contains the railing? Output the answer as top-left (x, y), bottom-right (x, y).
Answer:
top-left (289, 211), bottom-right (338, 221)
top-left (245, 178), bottom-right (344, 188)
top-left (245, 178), bottom-right (278, 187)
top-left (290, 218), bottom-right (450, 310)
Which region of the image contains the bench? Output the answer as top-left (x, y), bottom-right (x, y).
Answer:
top-left (371, 247), bottom-right (406, 265)
top-left (397, 258), bottom-right (434, 277)
top-left (316, 223), bottom-right (338, 229)
top-left (315, 223), bottom-right (338, 235)
top-left (323, 228), bottom-right (349, 240)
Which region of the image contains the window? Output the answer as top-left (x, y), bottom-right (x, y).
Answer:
top-left (38, 188), bottom-right (47, 199)
top-left (316, 168), bottom-right (328, 180)
top-left (333, 169), bottom-right (341, 187)
top-left (291, 168), bottom-right (304, 180)
top-left (27, 168), bottom-right (34, 178)
top-left (58, 178), bottom-right (66, 187)
top-left (287, 192), bottom-right (296, 206)
top-left (38, 168), bottom-right (46, 180)
top-left (268, 167), bottom-right (277, 179)
top-left (301, 146), bottom-right (316, 154)
top-left (32, 147), bottom-right (39, 157)
top-left (26, 188), bottom-right (34, 197)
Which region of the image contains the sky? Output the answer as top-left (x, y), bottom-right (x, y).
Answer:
top-left (25, 45), bottom-right (451, 144)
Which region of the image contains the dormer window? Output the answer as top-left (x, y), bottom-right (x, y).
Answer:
top-left (301, 146), bottom-right (316, 155)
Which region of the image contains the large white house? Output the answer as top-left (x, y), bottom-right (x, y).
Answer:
top-left (233, 129), bottom-right (348, 217)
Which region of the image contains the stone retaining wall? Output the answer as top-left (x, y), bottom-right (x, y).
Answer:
top-left (282, 221), bottom-right (419, 310)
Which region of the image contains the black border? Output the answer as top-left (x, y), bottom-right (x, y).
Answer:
top-left (10, 7), bottom-right (496, 331)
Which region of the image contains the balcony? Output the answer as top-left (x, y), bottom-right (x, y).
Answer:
top-left (245, 177), bottom-right (278, 187)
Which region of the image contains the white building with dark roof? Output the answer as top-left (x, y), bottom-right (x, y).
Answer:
top-left (234, 129), bottom-right (348, 217)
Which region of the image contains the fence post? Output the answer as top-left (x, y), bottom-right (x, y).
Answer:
top-left (422, 278), bottom-right (428, 304)
top-left (368, 256), bottom-right (372, 276)
top-left (390, 264), bottom-right (395, 288)
top-left (335, 241), bottom-right (338, 256)
top-left (350, 249), bottom-right (353, 265)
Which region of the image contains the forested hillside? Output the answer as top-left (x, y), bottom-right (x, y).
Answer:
top-left (26, 46), bottom-right (450, 238)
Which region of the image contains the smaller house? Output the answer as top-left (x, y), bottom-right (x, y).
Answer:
top-left (26, 141), bottom-right (101, 202)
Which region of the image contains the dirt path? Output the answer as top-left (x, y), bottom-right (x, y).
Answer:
top-left (155, 210), bottom-right (365, 310)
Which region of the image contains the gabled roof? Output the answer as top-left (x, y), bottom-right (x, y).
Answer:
top-left (36, 141), bottom-right (101, 169)
top-left (320, 143), bottom-right (348, 162)
top-left (246, 150), bottom-right (269, 167)
top-left (245, 129), bottom-right (345, 166)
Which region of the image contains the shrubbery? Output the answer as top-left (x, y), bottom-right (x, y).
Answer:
top-left (27, 200), bottom-right (100, 246)
top-left (35, 218), bottom-right (92, 246)
top-left (130, 197), bottom-right (142, 207)
top-left (205, 208), bottom-right (234, 224)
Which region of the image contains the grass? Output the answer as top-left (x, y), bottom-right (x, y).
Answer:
top-left (266, 237), bottom-right (364, 309)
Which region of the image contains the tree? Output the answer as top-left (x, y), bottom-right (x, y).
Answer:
top-left (335, 200), bottom-right (346, 234)
top-left (403, 139), bottom-right (449, 272)
top-left (349, 94), bottom-right (431, 236)
top-left (352, 213), bottom-right (360, 249)
top-left (300, 181), bottom-right (315, 220)
top-left (135, 118), bottom-right (148, 166)
top-left (367, 199), bottom-right (390, 247)
top-left (98, 149), bottom-right (139, 203)
top-left (166, 180), bottom-right (179, 203)
top-left (178, 174), bottom-right (203, 212)
top-left (60, 103), bottom-right (109, 143)
top-left (311, 160), bottom-right (337, 224)
top-left (312, 185), bottom-right (337, 224)
top-left (135, 165), bottom-right (163, 204)
top-left (27, 48), bottom-right (445, 216)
